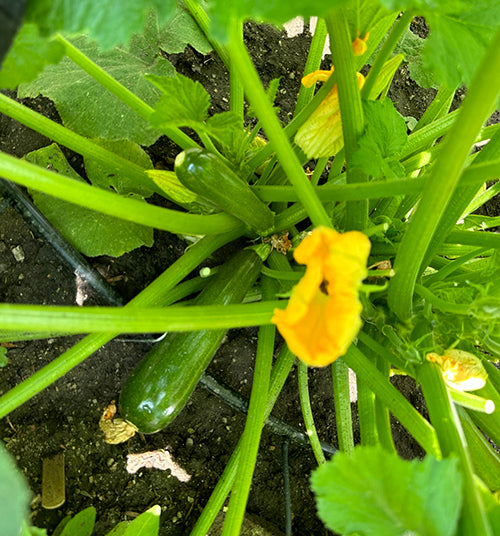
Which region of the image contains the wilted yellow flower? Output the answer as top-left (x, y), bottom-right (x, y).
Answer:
top-left (352, 32), bottom-right (370, 56)
top-left (271, 227), bottom-right (371, 367)
top-left (295, 32), bottom-right (368, 159)
top-left (295, 71), bottom-right (365, 158)
top-left (426, 349), bottom-right (488, 391)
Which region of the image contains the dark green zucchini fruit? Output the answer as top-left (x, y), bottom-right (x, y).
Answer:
top-left (119, 248), bottom-right (262, 434)
top-left (175, 148), bottom-right (274, 235)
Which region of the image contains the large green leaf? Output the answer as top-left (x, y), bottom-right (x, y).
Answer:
top-left (380, 0), bottom-right (500, 88)
top-left (0, 442), bottom-right (31, 536)
top-left (83, 139), bottom-right (154, 197)
top-left (311, 445), bottom-right (462, 536)
top-left (0, 23), bottom-right (64, 89)
top-left (424, 5), bottom-right (500, 89)
top-left (130, 5), bottom-right (212, 56)
top-left (394, 28), bottom-right (437, 89)
top-left (25, 0), bottom-right (176, 50)
top-left (206, 0), bottom-right (350, 42)
top-left (25, 144), bottom-right (154, 257)
top-left (148, 73), bottom-right (211, 129)
top-left (18, 35), bottom-right (172, 146)
top-left (352, 98), bottom-right (407, 179)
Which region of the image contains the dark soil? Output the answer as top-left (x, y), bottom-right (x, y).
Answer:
top-left (0, 21), bottom-right (498, 536)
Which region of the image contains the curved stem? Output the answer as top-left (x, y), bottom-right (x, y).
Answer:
top-left (222, 277), bottom-right (276, 535)
top-left (343, 345), bottom-right (440, 456)
top-left (190, 346), bottom-right (297, 536)
top-left (331, 358), bottom-right (354, 453)
top-left (361, 11), bottom-right (414, 100)
top-left (325, 9), bottom-right (366, 231)
top-left (417, 363), bottom-right (492, 535)
top-left (0, 300), bottom-right (283, 333)
top-left (227, 20), bottom-right (331, 228)
top-left (0, 231), bottom-right (242, 418)
top-left (298, 361), bottom-right (327, 465)
top-left (414, 284), bottom-right (470, 315)
top-left (0, 151), bottom-right (242, 235)
top-left (294, 17), bottom-right (328, 114)
top-left (388, 26), bottom-right (500, 320)
top-left (0, 92), bottom-right (161, 195)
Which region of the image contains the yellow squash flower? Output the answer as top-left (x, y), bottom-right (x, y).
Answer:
top-left (271, 227), bottom-right (371, 367)
top-left (426, 349), bottom-right (488, 391)
top-left (295, 33), bottom-right (368, 159)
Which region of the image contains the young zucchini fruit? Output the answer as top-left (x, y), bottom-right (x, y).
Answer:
top-left (119, 248), bottom-right (263, 434)
top-left (174, 148), bottom-right (274, 235)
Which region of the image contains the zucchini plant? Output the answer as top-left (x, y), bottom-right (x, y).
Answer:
top-left (0, 1), bottom-right (499, 535)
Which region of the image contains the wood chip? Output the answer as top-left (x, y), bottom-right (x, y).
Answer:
top-left (42, 452), bottom-right (65, 509)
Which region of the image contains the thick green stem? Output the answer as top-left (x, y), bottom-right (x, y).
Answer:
top-left (183, 0), bottom-right (230, 68)
top-left (414, 285), bottom-right (470, 315)
top-left (0, 92), bottom-right (161, 194)
top-left (361, 10), bottom-right (414, 100)
top-left (458, 407), bottom-right (500, 493)
top-left (222, 278), bottom-right (276, 535)
top-left (413, 85), bottom-right (456, 132)
top-left (331, 358), bottom-right (354, 453)
top-left (229, 20), bottom-right (245, 118)
top-left (0, 231), bottom-right (242, 418)
top-left (326, 10), bottom-right (367, 231)
top-left (54, 34), bottom-right (196, 150)
top-left (375, 356), bottom-right (396, 452)
top-left (0, 300), bottom-right (283, 333)
top-left (251, 158), bottom-right (500, 203)
top-left (298, 361), bottom-right (327, 465)
top-left (294, 18), bottom-right (328, 114)
top-left (342, 345), bottom-right (440, 455)
top-left (356, 377), bottom-right (378, 446)
top-left (417, 363), bottom-right (492, 535)
top-left (190, 346), bottom-right (296, 536)
top-left (0, 151), bottom-right (242, 235)
top-left (227, 20), bottom-right (331, 228)
top-left (388, 26), bottom-right (500, 320)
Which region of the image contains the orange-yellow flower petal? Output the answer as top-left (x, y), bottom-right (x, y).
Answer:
top-left (271, 227), bottom-right (371, 367)
top-left (352, 32), bottom-right (370, 56)
top-left (426, 349), bottom-right (488, 391)
top-left (295, 72), bottom-right (365, 158)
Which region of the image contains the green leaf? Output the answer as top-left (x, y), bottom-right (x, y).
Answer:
top-left (25, 144), bottom-right (154, 257)
top-left (352, 99), bottom-right (408, 178)
top-left (206, 0), bottom-right (350, 42)
top-left (0, 346), bottom-right (8, 367)
top-left (394, 28), bottom-right (437, 89)
top-left (381, 0), bottom-right (500, 88)
top-left (205, 111), bottom-right (249, 160)
top-left (0, 23), bottom-right (65, 89)
top-left (105, 521), bottom-right (130, 536)
top-left (25, 0), bottom-right (176, 50)
top-left (18, 35), bottom-right (174, 146)
top-left (130, 4), bottom-right (212, 56)
top-left (424, 5), bottom-right (500, 89)
top-left (84, 139), bottom-right (154, 197)
top-left (0, 442), bottom-right (31, 536)
top-left (147, 73), bottom-right (210, 129)
top-left (58, 507), bottom-right (96, 536)
top-left (121, 504), bottom-right (161, 536)
top-left (311, 445), bottom-right (462, 536)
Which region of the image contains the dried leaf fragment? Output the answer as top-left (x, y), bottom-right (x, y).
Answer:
top-left (126, 449), bottom-right (191, 482)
